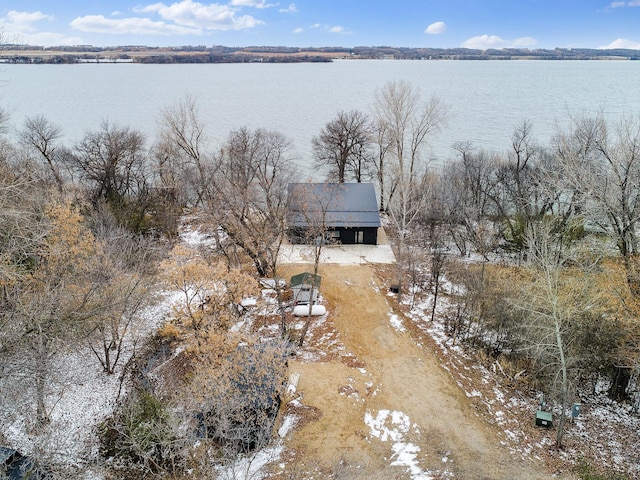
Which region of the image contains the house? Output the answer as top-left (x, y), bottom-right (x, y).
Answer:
top-left (290, 272), bottom-right (321, 305)
top-left (287, 183), bottom-right (381, 245)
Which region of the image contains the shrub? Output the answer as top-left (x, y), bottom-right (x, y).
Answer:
top-left (100, 389), bottom-right (184, 476)
top-left (574, 457), bottom-right (630, 480)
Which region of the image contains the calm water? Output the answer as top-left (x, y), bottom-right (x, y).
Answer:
top-left (2, 60), bottom-right (640, 177)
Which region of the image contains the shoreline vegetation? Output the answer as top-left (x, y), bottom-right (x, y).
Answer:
top-left (1, 44), bottom-right (639, 64)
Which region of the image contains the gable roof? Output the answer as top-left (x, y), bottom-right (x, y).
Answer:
top-left (287, 183), bottom-right (381, 229)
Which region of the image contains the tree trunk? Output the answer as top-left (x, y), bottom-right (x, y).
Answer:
top-left (609, 365), bottom-right (631, 401)
top-left (297, 285), bottom-right (315, 348)
top-left (378, 158), bottom-right (385, 211)
top-left (431, 280), bottom-right (439, 323)
top-left (35, 335), bottom-right (50, 428)
top-left (104, 343), bottom-right (112, 374)
top-left (299, 248), bottom-right (322, 347)
top-left (554, 303), bottom-right (568, 449)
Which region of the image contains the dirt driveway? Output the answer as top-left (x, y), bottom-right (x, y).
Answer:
top-left (278, 264), bottom-right (569, 480)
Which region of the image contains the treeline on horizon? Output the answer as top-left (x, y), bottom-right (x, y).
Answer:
top-left (2, 43), bottom-right (639, 64)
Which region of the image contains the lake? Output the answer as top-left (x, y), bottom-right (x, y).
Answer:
top-left (2, 59), bottom-right (640, 178)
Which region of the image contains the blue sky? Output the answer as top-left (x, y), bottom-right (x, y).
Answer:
top-left (1, 0), bottom-right (640, 49)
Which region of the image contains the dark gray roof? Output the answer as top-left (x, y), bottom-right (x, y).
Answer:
top-left (290, 272), bottom-right (321, 287)
top-left (287, 183), bottom-right (381, 228)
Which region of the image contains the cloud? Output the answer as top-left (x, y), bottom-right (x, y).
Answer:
top-left (230, 0), bottom-right (278, 8)
top-left (21, 31), bottom-right (84, 47)
top-left (310, 23), bottom-right (351, 34)
top-left (424, 21), bottom-right (446, 35)
top-left (135, 0), bottom-right (264, 31)
top-left (461, 34), bottom-right (537, 49)
top-left (0, 9), bottom-right (82, 46)
top-left (280, 3), bottom-right (298, 13)
top-left (71, 14), bottom-right (202, 35)
top-left (599, 38), bottom-right (640, 49)
top-left (0, 10), bottom-right (83, 46)
top-left (609, 0), bottom-right (640, 7)
top-left (3, 10), bottom-right (53, 33)
top-left (292, 27), bottom-right (303, 33)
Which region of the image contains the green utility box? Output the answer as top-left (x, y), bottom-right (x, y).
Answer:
top-left (571, 403), bottom-right (582, 418)
top-left (535, 410), bottom-right (553, 427)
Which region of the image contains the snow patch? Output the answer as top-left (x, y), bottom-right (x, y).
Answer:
top-left (392, 442), bottom-right (433, 480)
top-left (215, 445), bottom-right (284, 480)
top-left (279, 244), bottom-right (396, 265)
top-left (364, 410), bottom-right (434, 479)
top-left (0, 289), bottom-right (184, 469)
top-left (278, 415), bottom-right (298, 438)
top-left (179, 225), bottom-right (217, 247)
top-left (389, 314), bottom-right (406, 332)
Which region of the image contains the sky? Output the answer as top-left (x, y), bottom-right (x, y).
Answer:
top-left (1, 0), bottom-right (640, 50)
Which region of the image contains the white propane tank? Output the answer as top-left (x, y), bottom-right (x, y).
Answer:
top-left (293, 304), bottom-right (327, 316)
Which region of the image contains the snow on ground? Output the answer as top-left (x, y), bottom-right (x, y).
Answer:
top-left (2, 217), bottom-right (372, 478)
top-left (0, 289), bottom-right (183, 474)
top-left (215, 445), bottom-right (284, 480)
top-left (389, 313), bottom-right (406, 332)
top-left (2, 348), bottom-right (122, 466)
top-left (179, 222), bottom-right (218, 248)
top-left (279, 244), bottom-right (396, 265)
top-left (364, 409), bottom-right (437, 480)
top-left (277, 415), bottom-right (298, 438)
top-left (401, 279), bottom-right (640, 476)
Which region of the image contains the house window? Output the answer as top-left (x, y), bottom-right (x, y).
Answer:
top-left (325, 230), bottom-right (341, 242)
top-left (355, 230), bottom-right (364, 244)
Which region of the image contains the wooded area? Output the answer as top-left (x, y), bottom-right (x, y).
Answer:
top-left (2, 44), bottom-right (640, 63)
top-left (1, 80), bottom-right (639, 478)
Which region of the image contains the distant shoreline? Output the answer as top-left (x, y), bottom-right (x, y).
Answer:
top-left (1, 45), bottom-right (638, 64)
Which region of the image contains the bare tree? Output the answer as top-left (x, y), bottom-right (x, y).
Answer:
top-left (211, 127), bottom-right (297, 278)
top-left (491, 120), bottom-right (549, 254)
top-left (157, 96), bottom-right (215, 207)
top-left (0, 106), bottom-right (10, 135)
top-left (439, 144), bottom-right (501, 257)
top-left (373, 80), bottom-right (448, 207)
top-left (1, 201), bottom-right (99, 428)
top-left (552, 114), bottom-right (640, 400)
top-left (429, 246), bottom-right (447, 322)
top-left (554, 114), bottom-right (640, 282)
top-left (514, 221), bottom-right (593, 448)
top-left (0, 157), bottom-right (49, 420)
top-left (19, 115), bottom-right (67, 192)
top-left (442, 122), bottom-right (567, 260)
top-left (312, 109), bottom-right (373, 183)
top-left (151, 140), bottom-right (189, 239)
top-left (85, 229), bottom-right (148, 375)
top-left (373, 80), bottom-right (448, 293)
top-left (69, 120), bottom-right (154, 233)
top-left (0, 150), bottom-right (37, 276)
top-left (371, 115), bottom-right (392, 211)
top-left (72, 120), bottom-right (148, 204)
top-left (0, 156), bottom-right (49, 292)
